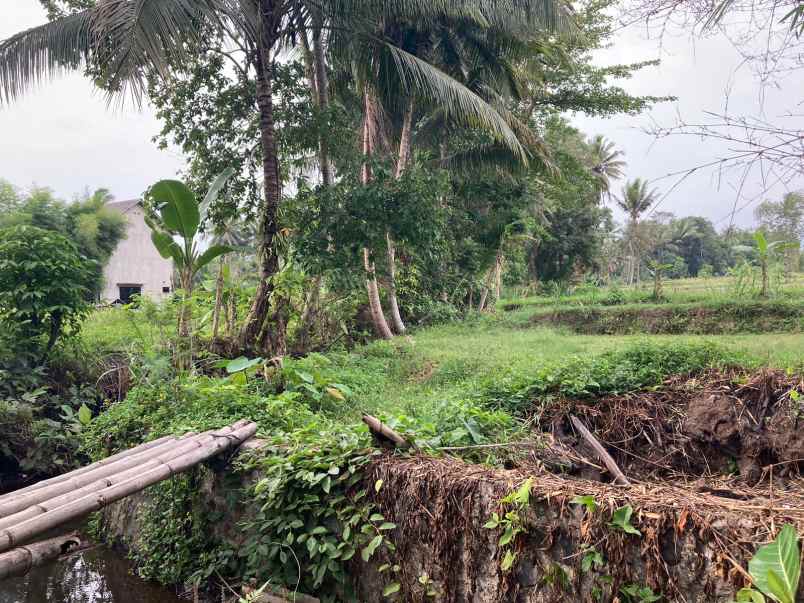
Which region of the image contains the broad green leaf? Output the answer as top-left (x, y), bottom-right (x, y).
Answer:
top-left (748, 524), bottom-right (800, 602)
top-left (361, 535), bottom-right (383, 562)
top-left (374, 479), bottom-right (384, 493)
top-left (754, 231), bottom-right (768, 254)
top-left (501, 549), bottom-right (517, 571)
top-left (200, 167), bottom-right (235, 218)
top-left (196, 244), bottom-right (233, 272)
top-left (610, 505), bottom-right (641, 536)
top-left (150, 179), bottom-right (200, 238)
top-left (226, 356), bottom-right (263, 374)
top-left (150, 231), bottom-right (183, 265)
top-left (766, 570), bottom-right (794, 603)
top-left (571, 495), bottom-right (598, 513)
top-left (78, 404), bottom-right (92, 426)
top-left (735, 588), bottom-right (766, 603)
top-left (383, 582), bottom-right (401, 597)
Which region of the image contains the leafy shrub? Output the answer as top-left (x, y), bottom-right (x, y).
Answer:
top-left (479, 341), bottom-right (744, 414)
top-left (602, 286), bottom-right (626, 306)
top-left (126, 470), bottom-right (215, 585)
top-left (0, 225), bottom-right (94, 358)
top-left (237, 430), bottom-right (394, 597)
top-left (81, 377), bottom-right (320, 457)
top-left (0, 352), bottom-right (96, 475)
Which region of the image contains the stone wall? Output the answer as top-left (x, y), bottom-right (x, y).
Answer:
top-left (99, 448), bottom-right (804, 602)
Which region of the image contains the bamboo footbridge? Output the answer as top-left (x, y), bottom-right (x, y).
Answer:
top-left (0, 419), bottom-right (257, 580)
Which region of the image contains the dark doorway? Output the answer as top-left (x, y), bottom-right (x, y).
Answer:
top-left (118, 285), bottom-right (142, 304)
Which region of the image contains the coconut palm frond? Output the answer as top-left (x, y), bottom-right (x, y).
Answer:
top-left (0, 0), bottom-right (226, 105)
top-left (382, 43), bottom-right (529, 164)
top-left (616, 178), bottom-right (659, 220)
top-left (439, 143), bottom-right (530, 177)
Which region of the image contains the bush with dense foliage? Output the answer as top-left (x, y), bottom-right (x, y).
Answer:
top-left (0, 225), bottom-right (95, 358)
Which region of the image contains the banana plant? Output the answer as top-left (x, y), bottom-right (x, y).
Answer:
top-left (146, 171), bottom-right (234, 340)
top-left (733, 231), bottom-right (796, 298)
top-left (647, 259), bottom-right (674, 301)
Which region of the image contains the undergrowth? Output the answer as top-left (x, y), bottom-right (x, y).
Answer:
top-left (478, 340), bottom-right (746, 415)
top-left (79, 337), bottom-right (755, 599)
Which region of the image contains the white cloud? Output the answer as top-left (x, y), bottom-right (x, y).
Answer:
top-left (1, 4), bottom-right (800, 227)
top-left (0, 4), bottom-right (185, 202)
top-left (571, 21), bottom-right (804, 229)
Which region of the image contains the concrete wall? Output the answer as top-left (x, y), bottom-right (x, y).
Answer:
top-left (102, 201), bottom-right (174, 302)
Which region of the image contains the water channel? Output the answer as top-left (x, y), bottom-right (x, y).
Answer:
top-left (0, 544), bottom-right (184, 603)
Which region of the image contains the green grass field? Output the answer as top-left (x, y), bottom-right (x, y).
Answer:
top-left (500, 273), bottom-right (804, 309)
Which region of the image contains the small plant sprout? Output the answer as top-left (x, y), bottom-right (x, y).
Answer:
top-left (620, 583), bottom-right (661, 602)
top-left (571, 494), bottom-right (598, 514)
top-left (484, 477), bottom-right (533, 571)
top-left (609, 505), bottom-right (641, 536)
top-left (581, 546), bottom-right (605, 573)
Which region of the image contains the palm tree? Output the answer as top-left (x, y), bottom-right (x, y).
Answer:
top-left (1, 0), bottom-right (570, 350)
top-left (331, 5), bottom-right (566, 336)
top-left (589, 135), bottom-right (626, 202)
top-left (616, 178), bottom-right (659, 285)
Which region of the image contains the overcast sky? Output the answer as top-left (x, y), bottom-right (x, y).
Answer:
top-left (1, 2), bottom-right (801, 228)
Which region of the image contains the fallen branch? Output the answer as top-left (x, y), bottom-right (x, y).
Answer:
top-left (362, 415), bottom-right (411, 449)
top-left (570, 416), bottom-right (631, 486)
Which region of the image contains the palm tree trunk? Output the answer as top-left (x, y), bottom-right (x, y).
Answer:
top-left (361, 90), bottom-right (393, 340)
top-left (626, 239), bottom-right (636, 286)
top-left (211, 259), bottom-right (225, 340)
top-left (294, 276), bottom-right (322, 353)
top-left (365, 248), bottom-right (393, 339)
top-left (385, 232), bottom-right (405, 334)
top-left (395, 99), bottom-right (415, 179)
top-left (312, 16), bottom-right (333, 187)
top-left (239, 10), bottom-right (285, 356)
top-left (226, 290), bottom-right (236, 338)
top-left (384, 98), bottom-right (416, 335)
top-left (494, 251), bottom-right (503, 303)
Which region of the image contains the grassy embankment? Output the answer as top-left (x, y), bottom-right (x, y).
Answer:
top-left (499, 274), bottom-right (804, 337)
top-left (73, 280), bottom-right (804, 595)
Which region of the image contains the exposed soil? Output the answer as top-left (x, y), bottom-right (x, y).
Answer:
top-left (532, 370), bottom-right (804, 486)
top-left (353, 371), bottom-right (804, 602)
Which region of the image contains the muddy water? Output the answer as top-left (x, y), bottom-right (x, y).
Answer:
top-left (0, 546), bottom-right (184, 603)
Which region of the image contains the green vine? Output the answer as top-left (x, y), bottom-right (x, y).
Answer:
top-left (484, 477), bottom-right (532, 571)
top-left (237, 430), bottom-right (397, 600)
top-left (126, 469), bottom-right (217, 585)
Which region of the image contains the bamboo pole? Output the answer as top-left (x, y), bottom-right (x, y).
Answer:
top-left (0, 424), bottom-right (249, 531)
top-left (0, 533), bottom-right (82, 580)
top-left (0, 420), bottom-right (251, 520)
top-left (0, 421), bottom-right (257, 553)
top-left (0, 434), bottom-right (176, 503)
top-left (362, 414), bottom-right (410, 449)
